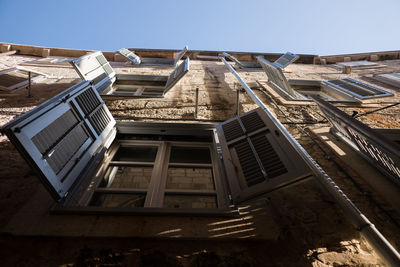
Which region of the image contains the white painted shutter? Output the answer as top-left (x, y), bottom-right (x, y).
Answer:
top-left (164, 57), bottom-right (189, 94)
top-left (117, 48), bottom-right (141, 65)
top-left (216, 108), bottom-right (312, 203)
top-left (273, 52), bottom-right (299, 69)
top-left (256, 56), bottom-right (298, 98)
top-left (312, 96), bottom-right (400, 185)
top-left (324, 78), bottom-right (393, 100)
top-left (70, 52), bottom-right (116, 93)
top-left (1, 81), bottom-right (116, 200)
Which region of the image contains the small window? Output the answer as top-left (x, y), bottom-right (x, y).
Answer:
top-left (223, 51), bottom-right (298, 71)
top-left (117, 46), bottom-right (188, 67)
top-left (256, 56), bottom-right (389, 103)
top-left (323, 78), bottom-right (393, 100)
top-left (70, 52), bottom-right (189, 98)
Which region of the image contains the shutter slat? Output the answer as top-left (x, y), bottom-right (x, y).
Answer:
top-left (240, 111), bottom-right (266, 133)
top-left (250, 133), bottom-right (287, 179)
top-left (221, 119), bottom-right (244, 142)
top-left (32, 110), bottom-right (79, 154)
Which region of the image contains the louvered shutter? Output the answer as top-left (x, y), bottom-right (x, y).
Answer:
top-left (312, 96), bottom-right (400, 185)
top-left (256, 56), bottom-right (299, 99)
top-left (117, 48), bottom-right (141, 65)
top-left (323, 78), bottom-right (393, 99)
top-left (216, 108), bottom-right (312, 203)
top-left (373, 73), bottom-right (400, 89)
top-left (173, 46), bottom-right (188, 66)
top-left (1, 81), bottom-right (116, 200)
top-left (164, 57), bottom-right (189, 94)
top-left (273, 52), bottom-right (299, 69)
top-left (70, 52), bottom-right (116, 94)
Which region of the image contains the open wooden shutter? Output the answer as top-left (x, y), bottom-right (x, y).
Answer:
top-left (173, 46), bottom-right (188, 66)
top-left (1, 81), bottom-right (116, 200)
top-left (312, 96), bottom-right (400, 186)
top-left (164, 57), bottom-right (189, 94)
top-left (256, 56), bottom-right (300, 99)
top-left (273, 52), bottom-right (299, 69)
top-left (323, 78), bottom-right (393, 100)
top-left (70, 52), bottom-right (116, 94)
top-left (117, 48), bottom-right (141, 65)
top-left (216, 108), bottom-right (312, 203)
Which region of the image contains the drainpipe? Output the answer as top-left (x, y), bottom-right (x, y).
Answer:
top-left (220, 56), bottom-right (400, 266)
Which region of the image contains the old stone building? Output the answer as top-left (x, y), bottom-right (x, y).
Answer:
top-left (0, 42), bottom-right (399, 266)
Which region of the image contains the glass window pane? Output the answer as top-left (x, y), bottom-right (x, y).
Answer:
top-left (169, 147), bottom-right (211, 164)
top-left (112, 146), bottom-right (157, 162)
top-left (99, 166), bottom-right (152, 189)
top-left (89, 193), bottom-right (145, 208)
top-left (163, 195), bottom-right (217, 209)
top-left (166, 167), bottom-right (215, 190)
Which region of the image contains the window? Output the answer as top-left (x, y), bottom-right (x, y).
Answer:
top-left (2, 81), bottom-right (313, 214)
top-left (117, 46), bottom-right (188, 67)
top-left (87, 140), bottom-right (220, 209)
top-left (256, 56), bottom-right (390, 103)
top-left (0, 67), bottom-right (47, 92)
top-left (70, 51), bottom-right (189, 98)
top-left (223, 52), bottom-right (299, 71)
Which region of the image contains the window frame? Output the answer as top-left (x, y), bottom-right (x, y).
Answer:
top-left (70, 52), bottom-right (189, 98)
top-left (256, 56), bottom-right (362, 103)
top-left (52, 123), bottom-right (234, 216)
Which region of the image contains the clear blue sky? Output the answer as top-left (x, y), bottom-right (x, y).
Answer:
top-left (1, 0), bottom-right (399, 55)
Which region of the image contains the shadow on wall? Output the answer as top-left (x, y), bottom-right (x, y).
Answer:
top-left (200, 61), bottom-right (239, 121)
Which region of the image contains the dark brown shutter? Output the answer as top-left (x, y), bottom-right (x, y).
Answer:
top-left (216, 108), bottom-right (312, 203)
